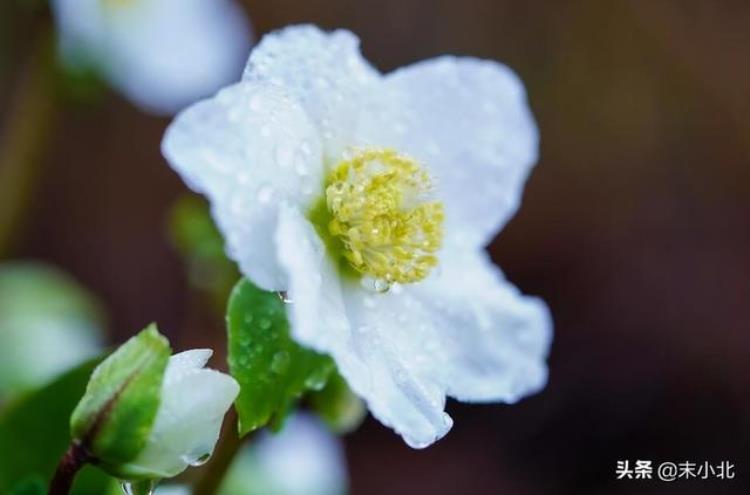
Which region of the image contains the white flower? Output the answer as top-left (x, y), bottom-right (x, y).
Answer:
top-left (222, 413), bottom-right (347, 495)
top-left (0, 262), bottom-right (103, 400)
top-left (124, 349), bottom-right (239, 478)
top-left (50, 0), bottom-right (253, 115)
top-left (162, 25), bottom-right (552, 448)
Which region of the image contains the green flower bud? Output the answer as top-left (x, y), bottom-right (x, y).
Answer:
top-left (69, 325), bottom-right (238, 480)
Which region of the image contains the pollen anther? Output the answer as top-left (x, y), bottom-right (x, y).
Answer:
top-left (323, 148), bottom-right (444, 285)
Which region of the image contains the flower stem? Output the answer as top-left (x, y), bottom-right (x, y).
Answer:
top-left (193, 409), bottom-right (247, 495)
top-left (0, 27), bottom-right (60, 257)
top-left (49, 443), bottom-right (89, 495)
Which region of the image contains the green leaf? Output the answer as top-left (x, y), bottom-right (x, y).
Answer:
top-left (309, 371), bottom-right (366, 434)
top-left (228, 279), bottom-right (335, 436)
top-left (70, 324), bottom-right (171, 474)
top-left (0, 359), bottom-right (117, 494)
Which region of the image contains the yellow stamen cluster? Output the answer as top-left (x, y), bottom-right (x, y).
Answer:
top-left (323, 148), bottom-right (444, 285)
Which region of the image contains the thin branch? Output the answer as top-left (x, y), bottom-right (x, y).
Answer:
top-left (48, 442), bottom-right (90, 495)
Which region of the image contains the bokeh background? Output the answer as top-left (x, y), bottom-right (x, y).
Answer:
top-left (1, 0), bottom-right (749, 493)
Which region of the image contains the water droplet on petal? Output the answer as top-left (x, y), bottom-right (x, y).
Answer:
top-left (181, 452), bottom-right (211, 467)
top-left (121, 480), bottom-right (156, 495)
top-left (360, 276), bottom-right (390, 293)
top-left (277, 291), bottom-right (294, 303)
top-left (249, 94), bottom-right (264, 112)
top-left (257, 185), bottom-right (274, 204)
top-left (275, 146), bottom-right (294, 168)
top-left (373, 279), bottom-right (390, 293)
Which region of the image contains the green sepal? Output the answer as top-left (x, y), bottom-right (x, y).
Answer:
top-left (309, 371), bottom-right (366, 434)
top-left (228, 279), bottom-right (335, 436)
top-left (70, 324), bottom-right (170, 471)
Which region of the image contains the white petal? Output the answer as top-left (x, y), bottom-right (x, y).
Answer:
top-left (244, 25), bottom-right (380, 159)
top-left (355, 56), bottom-right (539, 249)
top-left (52, 0), bottom-right (253, 115)
top-left (163, 82), bottom-right (323, 291)
top-left (154, 486), bottom-right (190, 495)
top-left (411, 249), bottom-right (552, 403)
top-left (165, 349), bottom-right (213, 373)
top-left (50, 0), bottom-right (104, 68)
top-left (240, 414), bottom-right (347, 495)
top-left (274, 204), bottom-right (350, 351)
top-left (274, 205), bottom-right (451, 448)
top-left (128, 353), bottom-right (239, 478)
top-left (276, 206), bottom-right (550, 447)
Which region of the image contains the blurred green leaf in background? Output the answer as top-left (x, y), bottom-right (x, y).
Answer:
top-left (169, 195), bottom-right (240, 313)
top-left (0, 360), bottom-right (118, 494)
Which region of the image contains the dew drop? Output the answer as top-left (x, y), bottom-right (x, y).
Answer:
top-left (277, 291), bottom-right (294, 304)
top-left (304, 370), bottom-right (328, 391)
top-left (249, 94), bottom-right (264, 112)
top-left (257, 185), bottom-right (274, 204)
top-left (275, 146), bottom-right (294, 168)
top-left (259, 318), bottom-right (272, 330)
top-left (121, 479), bottom-right (156, 495)
top-left (270, 351), bottom-right (290, 374)
top-left (360, 276), bottom-right (390, 293)
top-left (373, 278), bottom-right (391, 293)
top-left (182, 452), bottom-right (211, 467)
top-left (227, 107), bottom-right (243, 123)
top-left (295, 161), bottom-right (309, 176)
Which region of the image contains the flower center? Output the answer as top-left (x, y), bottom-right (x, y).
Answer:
top-left (313, 148), bottom-right (444, 287)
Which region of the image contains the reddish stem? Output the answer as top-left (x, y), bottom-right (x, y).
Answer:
top-left (48, 443), bottom-right (89, 495)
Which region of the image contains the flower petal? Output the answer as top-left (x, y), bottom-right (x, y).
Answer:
top-left (274, 204), bottom-right (350, 351)
top-left (411, 249), bottom-right (552, 403)
top-left (355, 56), bottom-right (539, 249)
top-left (165, 349), bottom-right (213, 372)
top-left (276, 206), bottom-right (549, 447)
top-left (251, 414), bottom-right (347, 495)
top-left (163, 82), bottom-right (323, 290)
top-left (274, 205), bottom-right (451, 448)
top-left (244, 25), bottom-right (380, 159)
top-left (52, 0), bottom-right (253, 115)
top-left (128, 352), bottom-right (240, 478)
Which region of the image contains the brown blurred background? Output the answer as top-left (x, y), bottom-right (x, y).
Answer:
top-left (2, 0), bottom-right (749, 493)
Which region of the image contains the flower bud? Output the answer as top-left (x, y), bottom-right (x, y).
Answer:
top-left (70, 325), bottom-right (238, 480)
